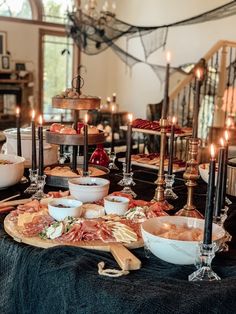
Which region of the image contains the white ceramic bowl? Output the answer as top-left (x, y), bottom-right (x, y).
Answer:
top-left (141, 216), bottom-right (225, 265)
top-left (0, 154), bottom-right (25, 189)
top-left (68, 177), bottom-right (110, 203)
top-left (3, 128), bottom-right (58, 167)
top-left (199, 163), bottom-right (218, 185)
top-left (104, 195), bottom-right (129, 216)
top-left (48, 198), bottom-right (83, 221)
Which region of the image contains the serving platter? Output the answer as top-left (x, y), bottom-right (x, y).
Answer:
top-left (4, 214), bottom-right (142, 270)
top-left (52, 96), bottom-right (100, 110)
top-left (120, 126), bottom-right (192, 137)
top-left (45, 130), bottom-right (106, 146)
top-left (118, 157), bottom-right (186, 173)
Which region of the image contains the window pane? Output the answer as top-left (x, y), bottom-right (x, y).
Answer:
top-left (43, 34), bottom-right (73, 122)
top-left (42, 0), bottom-right (74, 24)
top-left (0, 0), bottom-right (32, 19)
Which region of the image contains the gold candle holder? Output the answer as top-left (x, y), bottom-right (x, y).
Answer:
top-left (152, 118), bottom-right (173, 209)
top-left (175, 137), bottom-right (203, 218)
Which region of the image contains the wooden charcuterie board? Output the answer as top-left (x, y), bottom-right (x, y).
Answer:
top-left (4, 215), bottom-right (142, 271)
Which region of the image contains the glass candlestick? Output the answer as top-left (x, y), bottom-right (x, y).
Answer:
top-left (32, 175), bottom-right (47, 200)
top-left (24, 169), bottom-right (39, 194)
top-left (118, 163), bottom-right (136, 198)
top-left (188, 242), bottom-right (221, 282)
top-left (108, 150), bottom-right (119, 170)
top-left (164, 174), bottom-right (178, 200)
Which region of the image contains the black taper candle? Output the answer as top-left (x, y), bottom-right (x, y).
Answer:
top-left (161, 52), bottom-right (170, 119)
top-left (83, 113), bottom-right (89, 174)
top-left (125, 114), bottom-right (133, 173)
top-left (221, 131), bottom-right (229, 208)
top-left (31, 110), bottom-right (36, 170)
top-left (111, 106), bottom-right (115, 153)
top-left (168, 117), bottom-right (176, 175)
top-left (203, 144), bottom-right (216, 245)
top-left (16, 107), bottom-right (22, 157)
top-left (72, 110), bottom-right (78, 173)
top-left (214, 140), bottom-right (225, 218)
top-left (192, 70), bottom-right (202, 139)
top-left (38, 115), bottom-right (44, 176)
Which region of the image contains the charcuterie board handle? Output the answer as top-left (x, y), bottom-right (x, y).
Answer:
top-left (110, 243), bottom-right (141, 271)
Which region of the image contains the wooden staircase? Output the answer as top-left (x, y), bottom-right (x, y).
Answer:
top-left (169, 40), bottom-right (236, 145)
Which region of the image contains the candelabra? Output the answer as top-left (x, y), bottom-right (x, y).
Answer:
top-left (175, 137), bottom-right (203, 218)
top-left (152, 118), bottom-right (173, 209)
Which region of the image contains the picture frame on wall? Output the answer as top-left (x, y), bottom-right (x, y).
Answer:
top-left (0, 54), bottom-right (11, 71)
top-left (0, 31), bottom-right (7, 55)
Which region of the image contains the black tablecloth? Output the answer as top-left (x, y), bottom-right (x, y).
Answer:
top-left (0, 168), bottom-right (236, 314)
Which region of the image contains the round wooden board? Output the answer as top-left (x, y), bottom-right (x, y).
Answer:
top-left (52, 97), bottom-right (100, 110)
top-left (4, 214), bottom-right (144, 251)
top-left (45, 130), bottom-right (105, 146)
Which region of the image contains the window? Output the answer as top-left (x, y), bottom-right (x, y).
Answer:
top-left (42, 0), bottom-right (74, 24)
top-left (41, 31), bottom-right (74, 122)
top-left (0, 0), bottom-right (32, 19)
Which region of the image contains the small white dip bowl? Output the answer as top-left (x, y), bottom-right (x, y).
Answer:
top-left (48, 198), bottom-right (83, 221)
top-left (104, 195), bottom-right (130, 216)
top-left (68, 177), bottom-right (110, 203)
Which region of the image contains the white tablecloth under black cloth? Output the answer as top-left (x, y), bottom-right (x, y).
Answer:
top-left (0, 168), bottom-right (236, 314)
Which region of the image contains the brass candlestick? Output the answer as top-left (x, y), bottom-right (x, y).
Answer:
top-left (152, 118), bottom-right (173, 209)
top-left (175, 137), bottom-right (203, 218)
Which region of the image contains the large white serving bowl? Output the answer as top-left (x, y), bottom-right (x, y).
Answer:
top-left (0, 154), bottom-right (25, 189)
top-left (48, 198), bottom-right (83, 221)
top-left (68, 177), bottom-right (110, 203)
top-left (141, 216), bottom-right (225, 265)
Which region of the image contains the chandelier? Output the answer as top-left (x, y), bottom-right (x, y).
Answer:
top-left (67, 0), bottom-right (118, 53)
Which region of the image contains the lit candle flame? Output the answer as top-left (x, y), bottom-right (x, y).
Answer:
top-left (224, 130), bottom-right (229, 142)
top-left (166, 51), bottom-right (171, 63)
top-left (210, 144), bottom-right (215, 159)
top-left (112, 92), bottom-right (116, 97)
top-left (31, 109), bottom-right (35, 121)
top-left (128, 113), bottom-right (133, 123)
top-left (38, 115), bottom-right (43, 126)
top-left (84, 113), bottom-right (89, 124)
top-left (220, 138), bottom-right (225, 147)
top-left (172, 116), bottom-right (176, 124)
top-left (196, 68), bottom-right (201, 80)
top-left (16, 107), bottom-right (20, 116)
top-left (107, 97), bottom-right (111, 103)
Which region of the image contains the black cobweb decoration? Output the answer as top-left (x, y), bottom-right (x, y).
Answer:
top-left (67, 1), bottom-right (236, 81)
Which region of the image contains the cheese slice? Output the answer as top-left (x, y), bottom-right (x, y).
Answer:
top-left (17, 212), bottom-right (39, 227)
top-left (17, 208), bottom-right (47, 227)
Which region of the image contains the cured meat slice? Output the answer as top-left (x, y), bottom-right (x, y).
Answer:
top-left (22, 214), bottom-right (55, 237)
top-left (8, 200), bottom-right (41, 222)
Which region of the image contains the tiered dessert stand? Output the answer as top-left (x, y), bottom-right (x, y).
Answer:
top-left (45, 92), bottom-right (108, 188)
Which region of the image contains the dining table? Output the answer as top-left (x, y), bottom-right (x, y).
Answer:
top-left (0, 166), bottom-right (236, 314)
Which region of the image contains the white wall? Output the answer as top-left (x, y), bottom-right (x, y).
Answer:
top-left (81, 0), bottom-right (236, 118)
top-left (1, 0), bottom-right (236, 119)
